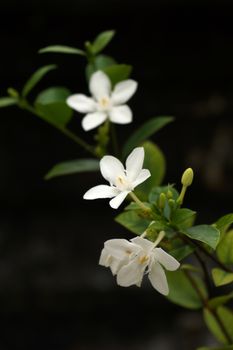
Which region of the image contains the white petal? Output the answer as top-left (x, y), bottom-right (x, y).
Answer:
top-left (153, 248), bottom-right (180, 271)
top-left (132, 169), bottom-right (151, 188)
top-left (66, 94), bottom-right (96, 113)
top-left (89, 71), bottom-right (111, 100)
top-left (100, 156), bottom-right (125, 184)
top-left (83, 185), bottom-right (119, 199)
top-left (126, 147), bottom-right (144, 182)
top-left (99, 248), bottom-right (110, 267)
top-left (109, 105), bottom-right (132, 124)
top-left (116, 257), bottom-right (146, 287)
top-left (109, 191), bottom-right (129, 209)
top-left (111, 80), bottom-right (138, 105)
top-left (148, 261), bottom-right (169, 295)
top-left (109, 258), bottom-right (126, 275)
top-left (131, 236), bottom-right (154, 252)
top-left (105, 239), bottom-right (141, 260)
top-left (82, 112), bottom-right (107, 131)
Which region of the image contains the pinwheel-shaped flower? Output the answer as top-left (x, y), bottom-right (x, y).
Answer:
top-left (99, 233), bottom-right (180, 295)
top-left (83, 147), bottom-right (151, 209)
top-left (67, 70), bottom-right (138, 131)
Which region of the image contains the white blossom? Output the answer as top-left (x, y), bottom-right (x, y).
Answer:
top-left (99, 233), bottom-right (180, 295)
top-left (66, 70), bottom-right (138, 131)
top-left (83, 147), bottom-right (151, 209)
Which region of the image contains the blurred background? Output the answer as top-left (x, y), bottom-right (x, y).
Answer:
top-left (0, 0), bottom-right (233, 349)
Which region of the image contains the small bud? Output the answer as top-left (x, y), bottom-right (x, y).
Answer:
top-left (181, 168), bottom-right (194, 187)
top-left (159, 193), bottom-right (166, 209)
top-left (168, 199), bottom-right (175, 209)
top-left (166, 190), bottom-right (173, 199)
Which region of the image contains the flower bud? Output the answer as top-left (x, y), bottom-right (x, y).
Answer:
top-left (159, 193), bottom-right (166, 209)
top-left (168, 199), bottom-right (175, 209)
top-left (181, 168), bottom-right (194, 187)
top-left (166, 190), bottom-right (173, 199)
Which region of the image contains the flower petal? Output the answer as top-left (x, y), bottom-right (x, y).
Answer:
top-left (109, 105), bottom-right (132, 124)
top-left (105, 239), bottom-right (141, 260)
top-left (89, 71), bottom-right (111, 100)
top-left (100, 155), bottom-right (125, 184)
top-left (82, 112), bottom-right (107, 131)
top-left (132, 169), bottom-right (151, 188)
top-left (154, 248), bottom-right (180, 271)
top-left (66, 94), bottom-right (96, 113)
top-left (99, 248), bottom-right (110, 267)
top-left (83, 185), bottom-right (119, 200)
top-left (126, 147), bottom-right (144, 182)
top-left (111, 80), bottom-right (138, 105)
top-left (131, 236), bottom-right (154, 252)
top-left (117, 257), bottom-right (146, 287)
top-left (148, 261), bottom-right (169, 295)
top-left (109, 191), bottom-right (129, 209)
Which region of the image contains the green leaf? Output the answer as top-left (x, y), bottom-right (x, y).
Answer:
top-left (149, 185), bottom-right (179, 204)
top-left (115, 210), bottom-right (151, 235)
top-left (103, 64), bottom-right (132, 86)
top-left (39, 45), bottom-right (85, 55)
top-left (209, 292), bottom-right (233, 309)
top-left (91, 30), bottom-right (115, 55)
top-left (122, 116), bottom-right (174, 158)
top-left (169, 245), bottom-right (194, 261)
top-left (135, 141), bottom-right (166, 201)
top-left (166, 270), bottom-right (206, 309)
top-left (215, 214), bottom-right (233, 235)
top-left (212, 268), bottom-right (233, 287)
top-left (86, 55), bottom-right (117, 81)
top-left (45, 158), bottom-right (100, 180)
top-left (184, 225), bottom-right (220, 249)
top-left (171, 208), bottom-right (196, 230)
top-left (217, 230), bottom-right (233, 265)
top-left (0, 96), bottom-right (17, 107)
top-left (203, 306), bottom-right (233, 344)
top-left (22, 65), bottom-right (57, 97)
top-left (34, 87), bottom-right (72, 128)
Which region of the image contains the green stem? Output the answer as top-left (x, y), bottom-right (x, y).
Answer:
top-left (21, 101), bottom-right (96, 156)
top-left (177, 185), bottom-right (187, 205)
top-left (110, 123), bottom-right (119, 157)
top-left (184, 270), bottom-right (232, 344)
top-left (129, 192), bottom-right (151, 212)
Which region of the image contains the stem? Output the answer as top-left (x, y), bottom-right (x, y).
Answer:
top-left (129, 192), bottom-right (151, 212)
top-left (194, 250), bottom-right (212, 297)
top-left (110, 123), bottom-right (119, 157)
top-left (184, 270), bottom-right (232, 344)
top-left (177, 185), bottom-right (187, 205)
top-left (21, 102), bottom-right (96, 156)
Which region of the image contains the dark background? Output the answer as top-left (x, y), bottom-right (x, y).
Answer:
top-left (0, 0), bottom-right (233, 349)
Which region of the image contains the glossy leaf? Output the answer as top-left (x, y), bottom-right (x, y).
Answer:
top-left (0, 97), bottom-right (17, 107)
top-left (203, 306), bottom-right (233, 344)
top-left (86, 54), bottom-right (117, 81)
top-left (39, 45), bottom-right (85, 55)
top-left (45, 158), bottom-right (100, 180)
top-left (184, 225), bottom-right (220, 249)
top-left (215, 213), bottom-right (233, 236)
top-left (135, 141), bottom-right (166, 201)
top-left (217, 230), bottom-right (233, 265)
top-left (34, 87), bottom-right (72, 127)
top-left (103, 64), bottom-right (132, 86)
top-left (115, 210), bottom-right (151, 235)
top-left (208, 292), bottom-right (233, 309)
top-left (22, 65), bottom-right (57, 97)
top-left (169, 245), bottom-right (194, 261)
top-left (171, 208), bottom-right (196, 230)
top-left (166, 270), bottom-right (207, 309)
top-left (122, 116), bottom-right (174, 158)
top-left (212, 268), bottom-right (233, 287)
top-left (91, 30), bottom-right (115, 54)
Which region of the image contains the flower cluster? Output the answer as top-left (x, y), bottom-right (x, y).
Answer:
top-left (99, 232), bottom-right (180, 295)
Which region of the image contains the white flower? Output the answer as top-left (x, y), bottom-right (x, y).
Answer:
top-left (66, 70), bottom-right (138, 131)
top-left (99, 233), bottom-right (180, 295)
top-left (83, 147), bottom-right (151, 209)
